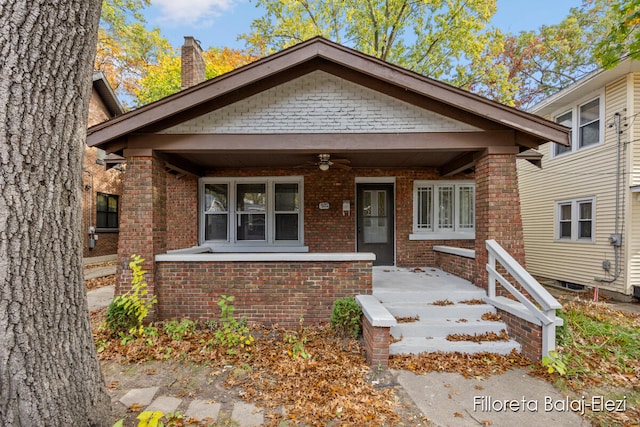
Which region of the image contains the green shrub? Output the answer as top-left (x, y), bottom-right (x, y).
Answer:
top-left (213, 295), bottom-right (254, 354)
top-left (330, 296), bottom-right (362, 338)
top-left (105, 254), bottom-right (157, 337)
top-left (163, 319), bottom-right (196, 341)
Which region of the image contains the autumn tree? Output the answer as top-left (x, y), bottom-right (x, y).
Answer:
top-left (595, 0), bottom-right (640, 67)
top-left (242, 0), bottom-right (505, 88)
top-left (96, 0), bottom-right (172, 103)
top-left (0, 1), bottom-right (111, 425)
top-left (134, 46), bottom-right (260, 105)
top-left (472, 0), bottom-right (618, 109)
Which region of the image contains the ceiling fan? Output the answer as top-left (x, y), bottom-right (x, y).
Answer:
top-left (296, 153), bottom-right (351, 171)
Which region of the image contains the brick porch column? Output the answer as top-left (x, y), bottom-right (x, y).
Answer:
top-left (474, 149), bottom-right (525, 289)
top-left (116, 150), bottom-right (167, 309)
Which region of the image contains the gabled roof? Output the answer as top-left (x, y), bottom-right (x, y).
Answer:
top-left (92, 71), bottom-right (124, 118)
top-left (87, 37), bottom-right (569, 150)
top-left (530, 58), bottom-right (640, 117)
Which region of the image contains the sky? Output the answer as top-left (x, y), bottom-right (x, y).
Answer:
top-left (142, 0), bottom-right (585, 51)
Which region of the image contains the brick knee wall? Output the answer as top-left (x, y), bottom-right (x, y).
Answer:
top-left (361, 315), bottom-right (391, 367)
top-left (498, 309), bottom-right (542, 361)
top-left (155, 260), bottom-right (372, 328)
top-left (434, 252), bottom-right (475, 283)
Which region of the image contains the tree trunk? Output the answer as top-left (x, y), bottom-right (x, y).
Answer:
top-left (0, 1), bottom-right (111, 425)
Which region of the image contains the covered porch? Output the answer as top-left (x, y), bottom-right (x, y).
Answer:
top-left (87, 38), bottom-right (569, 357)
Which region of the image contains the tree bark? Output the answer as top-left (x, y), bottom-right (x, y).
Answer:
top-left (0, 1), bottom-right (111, 425)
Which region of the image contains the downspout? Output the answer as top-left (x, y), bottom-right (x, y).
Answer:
top-left (595, 112), bottom-right (624, 289)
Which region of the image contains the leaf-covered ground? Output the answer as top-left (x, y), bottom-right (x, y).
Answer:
top-left (92, 296), bottom-right (640, 426)
top-left (93, 314), bottom-right (404, 426)
top-left (86, 274), bottom-right (115, 290)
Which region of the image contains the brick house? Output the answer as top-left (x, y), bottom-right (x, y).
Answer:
top-left (83, 71), bottom-right (124, 258)
top-left (87, 37), bottom-right (569, 328)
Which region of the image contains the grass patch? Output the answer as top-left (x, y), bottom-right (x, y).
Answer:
top-left (534, 298), bottom-right (640, 426)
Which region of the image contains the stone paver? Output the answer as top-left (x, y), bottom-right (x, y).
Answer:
top-left (231, 401), bottom-right (264, 427)
top-left (146, 396), bottom-right (182, 414)
top-left (119, 386), bottom-right (159, 408)
top-left (185, 399), bottom-right (221, 421)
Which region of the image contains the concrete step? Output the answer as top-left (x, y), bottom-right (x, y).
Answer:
top-left (384, 303), bottom-right (496, 320)
top-left (389, 336), bottom-right (521, 355)
top-left (391, 319), bottom-right (507, 338)
top-left (373, 289), bottom-right (486, 304)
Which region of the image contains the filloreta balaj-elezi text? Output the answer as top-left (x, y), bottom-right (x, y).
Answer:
top-left (474, 395), bottom-right (627, 416)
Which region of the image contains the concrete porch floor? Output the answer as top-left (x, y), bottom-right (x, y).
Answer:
top-left (372, 266), bottom-right (480, 293)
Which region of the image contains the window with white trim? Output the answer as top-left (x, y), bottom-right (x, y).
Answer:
top-left (200, 177), bottom-right (303, 248)
top-left (553, 96), bottom-right (602, 157)
top-left (412, 181), bottom-right (475, 240)
top-left (556, 198), bottom-right (594, 241)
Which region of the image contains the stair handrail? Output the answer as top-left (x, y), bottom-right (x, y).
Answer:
top-left (485, 239), bottom-right (562, 357)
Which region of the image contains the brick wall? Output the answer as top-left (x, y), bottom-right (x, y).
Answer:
top-left (498, 309), bottom-right (543, 361)
top-left (166, 174), bottom-right (198, 251)
top-left (155, 260), bottom-right (372, 328)
top-left (161, 71), bottom-right (479, 135)
top-left (434, 252), bottom-right (475, 283)
top-left (179, 167), bottom-right (475, 266)
top-left (361, 316), bottom-right (391, 367)
top-left (117, 154), bottom-right (166, 297)
top-left (474, 153), bottom-right (525, 289)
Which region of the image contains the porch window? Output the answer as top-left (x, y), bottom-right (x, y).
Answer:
top-left (200, 177), bottom-right (304, 249)
top-left (411, 181), bottom-right (475, 240)
top-left (556, 198), bottom-right (594, 242)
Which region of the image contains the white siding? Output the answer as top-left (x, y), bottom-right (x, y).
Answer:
top-left (627, 73), bottom-right (640, 293)
top-left (160, 71), bottom-right (480, 134)
top-left (518, 76), bottom-right (630, 294)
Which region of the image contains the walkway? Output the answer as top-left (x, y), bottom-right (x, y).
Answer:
top-left (117, 385), bottom-right (264, 426)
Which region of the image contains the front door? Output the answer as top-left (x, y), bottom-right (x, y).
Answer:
top-left (357, 184), bottom-right (394, 265)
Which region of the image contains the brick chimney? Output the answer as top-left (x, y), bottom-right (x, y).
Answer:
top-left (181, 36), bottom-right (206, 90)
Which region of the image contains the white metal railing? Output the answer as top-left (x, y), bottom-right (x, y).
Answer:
top-left (485, 239), bottom-right (563, 357)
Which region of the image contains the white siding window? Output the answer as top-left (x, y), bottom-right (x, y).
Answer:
top-left (556, 198), bottom-right (594, 242)
top-left (411, 181), bottom-right (475, 240)
top-left (552, 96), bottom-right (602, 157)
top-left (200, 177), bottom-right (304, 250)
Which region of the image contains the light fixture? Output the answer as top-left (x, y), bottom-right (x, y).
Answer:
top-left (318, 153), bottom-right (331, 171)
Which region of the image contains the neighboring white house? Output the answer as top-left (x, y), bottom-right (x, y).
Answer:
top-left (518, 58), bottom-right (640, 299)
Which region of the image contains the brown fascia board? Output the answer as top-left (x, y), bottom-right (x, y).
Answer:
top-left (87, 37), bottom-right (570, 148)
top-left (92, 71), bottom-right (124, 118)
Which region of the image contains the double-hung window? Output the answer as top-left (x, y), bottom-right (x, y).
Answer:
top-left (96, 193), bottom-right (118, 230)
top-left (556, 198), bottom-right (594, 242)
top-left (411, 181), bottom-right (475, 240)
top-left (553, 96), bottom-right (602, 157)
top-left (201, 177), bottom-right (304, 249)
